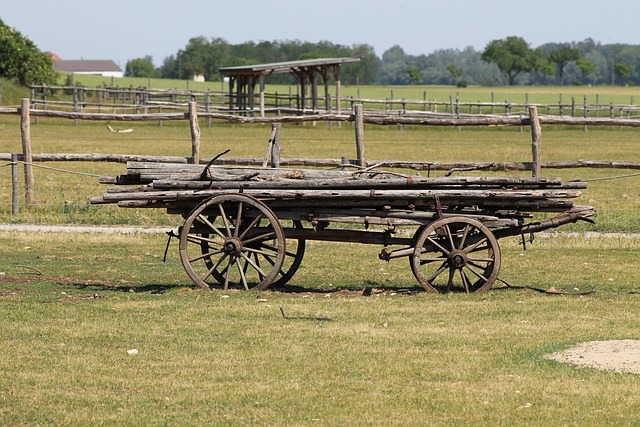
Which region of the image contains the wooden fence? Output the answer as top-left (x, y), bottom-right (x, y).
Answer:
top-left (2, 98), bottom-right (640, 214)
top-left (29, 84), bottom-right (640, 119)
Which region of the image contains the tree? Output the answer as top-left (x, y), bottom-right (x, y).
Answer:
top-left (481, 36), bottom-right (538, 85)
top-left (613, 45), bottom-right (640, 85)
top-left (206, 37), bottom-right (231, 81)
top-left (576, 57), bottom-right (595, 85)
top-left (176, 36), bottom-right (209, 79)
top-left (343, 43), bottom-right (380, 85)
top-left (548, 46), bottom-right (580, 85)
top-left (379, 45), bottom-right (410, 84)
top-left (533, 50), bottom-right (555, 83)
top-left (160, 54), bottom-right (178, 79)
top-left (446, 64), bottom-right (463, 85)
top-left (407, 66), bottom-right (422, 85)
top-left (125, 56), bottom-right (157, 78)
top-left (0, 18), bottom-right (57, 86)
top-left (614, 61), bottom-right (632, 85)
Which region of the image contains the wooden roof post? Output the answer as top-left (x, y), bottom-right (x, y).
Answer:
top-left (259, 74), bottom-right (265, 118)
top-left (248, 76), bottom-right (255, 117)
top-left (228, 77), bottom-right (235, 114)
top-left (335, 65), bottom-right (341, 116)
top-left (298, 71), bottom-right (306, 112)
top-left (319, 66), bottom-right (330, 112)
top-left (310, 68), bottom-right (318, 112)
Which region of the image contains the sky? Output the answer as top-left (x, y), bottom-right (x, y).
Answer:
top-left (2, 0), bottom-right (640, 69)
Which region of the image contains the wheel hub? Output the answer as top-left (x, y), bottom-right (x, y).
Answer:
top-left (224, 237), bottom-right (243, 255)
top-left (448, 249), bottom-right (467, 269)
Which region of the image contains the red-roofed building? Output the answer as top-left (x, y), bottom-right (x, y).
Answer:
top-left (50, 55), bottom-right (123, 78)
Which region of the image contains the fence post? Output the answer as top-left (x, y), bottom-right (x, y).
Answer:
top-left (262, 123), bottom-right (281, 168)
top-left (72, 86), bottom-right (78, 126)
top-left (583, 95), bottom-right (588, 132)
top-left (20, 98), bottom-right (35, 205)
top-left (340, 156), bottom-right (350, 171)
top-left (11, 153), bottom-right (19, 215)
top-left (529, 106), bottom-right (542, 178)
top-left (271, 123), bottom-right (281, 168)
top-left (189, 101), bottom-right (201, 164)
top-left (205, 90), bottom-right (212, 128)
top-left (354, 104), bottom-right (366, 167)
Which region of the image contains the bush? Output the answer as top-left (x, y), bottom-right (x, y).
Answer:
top-left (0, 18), bottom-right (58, 86)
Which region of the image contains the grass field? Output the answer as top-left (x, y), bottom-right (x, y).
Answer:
top-left (1, 83), bottom-right (640, 425)
top-left (1, 232), bottom-right (640, 425)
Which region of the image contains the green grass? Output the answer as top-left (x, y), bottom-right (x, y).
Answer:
top-left (1, 231), bottom-right (640, 425)
top-left (1, 118), bottom-right (639, 231)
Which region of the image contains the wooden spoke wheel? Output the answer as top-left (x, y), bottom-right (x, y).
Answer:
top-left (271, 220), bottom-right (306, 287)
top-left (197, 218), bottom-right (305, 288)
top-left (411, 217), bottom-right (501, 293)
top-left (179, 194), bottom-right (285, 291)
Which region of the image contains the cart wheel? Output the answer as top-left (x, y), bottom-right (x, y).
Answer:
top-left (198, 218), bottom-right (305, 288)
top-left (179, 194), bottom-right (285, 291)
top-left (271, 220), bottom-right (306, 287)
top-left (411, 217), bottom-right (501, 293)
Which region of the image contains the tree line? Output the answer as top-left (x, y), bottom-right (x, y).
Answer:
top-left (0, 16), bottom-right (638, 88)
top-left (125, 36), bottom-right (640, 87)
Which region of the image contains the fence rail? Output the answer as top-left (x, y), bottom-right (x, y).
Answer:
top-left (4, 105), bottom-right (640, 127)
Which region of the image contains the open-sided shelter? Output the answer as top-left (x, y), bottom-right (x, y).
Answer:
top-left (219, 57), bottom-right (359, 117)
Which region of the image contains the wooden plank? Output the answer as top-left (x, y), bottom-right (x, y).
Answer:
top-left (149, 176), bottom-right (587, 190)
top-left (98, 188), bottom-right (582, 202)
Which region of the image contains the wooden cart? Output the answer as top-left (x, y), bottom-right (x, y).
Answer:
top-left (92, 162), bottom-right (595, 293)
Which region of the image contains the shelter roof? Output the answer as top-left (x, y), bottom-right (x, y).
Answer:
top-left (53, 59), bottom-right (122, 73)
top-left (219, 57), bottom-right (359, 76)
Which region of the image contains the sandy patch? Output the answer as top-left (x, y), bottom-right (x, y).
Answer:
top-left (545, 340), bottom-right (640, 374)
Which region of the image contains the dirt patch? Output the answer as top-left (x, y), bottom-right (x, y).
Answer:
top-left (0, 289), bottom-right (24, 297)
top-left (545, 340), bottom-right (640, 374)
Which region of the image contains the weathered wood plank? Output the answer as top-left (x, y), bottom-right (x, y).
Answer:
top-left (270, 208), bottom-right (519, 228)
top-left (98, 188), bottom-right (582, 203)
top-left (149, 176), bottom-right (587, 190)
